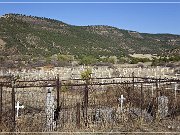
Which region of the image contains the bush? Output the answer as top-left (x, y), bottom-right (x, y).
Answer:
top-left (151, 58), bottom-right (159, 66)
top-left (57, 54), bottom-right (74, 62)
top-left (81, 68), bottom-right (92, 80)
top-left (130, 58), bottom-right (139, 64)
top-left (79, 56), bottom-right (97, 65)
top-left (108, 56), bottom-right (118, 64)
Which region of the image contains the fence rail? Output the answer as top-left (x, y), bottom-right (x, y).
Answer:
top-left (0, 74), bottom-right (180, 132)
top-left (1, 76), bottom-right (180, 87)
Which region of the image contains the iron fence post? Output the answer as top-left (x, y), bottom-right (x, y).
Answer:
top-left (132, 72), bottom-right (135, 91)
top-left (84, 81), bottom-right (88, 126)
top-left (76, 102), bottom-right (81, 128)
top-left (54, 74), bottom-right (61, 129)
top-left (0, 85), bottom-right (2, 128)
top-left (11, 78), bottom-right (16, 132)
top-left (155, 79), bottom-right (159, 120)
top-left (56, 74), bottom-right (60, 108)
top-left (141, 83), bottom-right (143, 120)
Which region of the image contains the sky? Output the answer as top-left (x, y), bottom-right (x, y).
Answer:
top-left (0, 0), bottom-right (180, 35)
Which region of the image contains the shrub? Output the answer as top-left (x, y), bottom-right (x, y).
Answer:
top-left (79, 56), bottom-right (97, 65)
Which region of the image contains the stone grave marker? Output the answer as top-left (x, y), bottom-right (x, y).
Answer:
top-left (94, 107), bottom-right (114, 123)
top-left (45, 85), bottom-right (56, 131)
top-left (158, 95), bottom-right (168, 118)
top-left (129, 107), bottom-right (153, 122)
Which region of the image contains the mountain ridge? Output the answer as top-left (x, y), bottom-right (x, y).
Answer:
top-left (0, 13), bottom-right (180, 67)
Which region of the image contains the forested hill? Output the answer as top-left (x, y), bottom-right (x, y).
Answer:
top-left (0, 13), bottom-right (180, 67)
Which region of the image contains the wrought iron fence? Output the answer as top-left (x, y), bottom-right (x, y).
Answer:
top-left (0, 74), bottom-right (180, 132)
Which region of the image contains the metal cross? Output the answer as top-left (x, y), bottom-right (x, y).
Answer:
top-left (119, 95), bottom-right (126, 112)
top-left (15, 101), bottom-right (24, 117)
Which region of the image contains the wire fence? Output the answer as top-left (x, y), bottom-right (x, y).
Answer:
top-left (0, 74), bottom-right (180, 132)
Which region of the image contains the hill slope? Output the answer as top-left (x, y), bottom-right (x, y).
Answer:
top-left (0, 13), bottom-right (180, 65)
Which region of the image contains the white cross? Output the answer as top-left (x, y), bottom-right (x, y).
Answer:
top-left (15, 101), bottom-right (24, 117)
top-left (118, 95), bottom-right (126, 112)
top-left (175, 83), bottom-right (178, 100)
top-left (154, 71), bottom-right (157, 77)
top-left (137, 70), bottom-right (140, 76)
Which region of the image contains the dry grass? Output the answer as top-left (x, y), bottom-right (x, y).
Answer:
top-left (1, 83), bottom-right (180, 133)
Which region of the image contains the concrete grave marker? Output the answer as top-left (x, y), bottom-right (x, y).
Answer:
top-left (94, 107), bottom-right (114, 123)
top-left (45, 84), bottom-right (56, 131)
top-left (158, 95), bottom-right (168, 118)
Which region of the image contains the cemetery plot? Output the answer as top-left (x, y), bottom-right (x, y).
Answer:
top-left (14, 87), bottom-right (48, 132)
top-left (0, 86), bottom-right (13, 132)
top-left (57, 86), bottom-right (84, 130)
top-left (0, 77), bottom-right (59, 132)
top-left (57, 78), bottom-right (180, 131)
top-left (0, 75), bottom-right (180, 132)
top-left (0, 66), bottom-right (176, 81)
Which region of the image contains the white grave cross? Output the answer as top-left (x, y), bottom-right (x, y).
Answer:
top-left (118, 95), bottom-right (126, 112)
top-left (174, 83), bottom-right (178, 100)
top-left (15, 101), bottom-right (24, 117)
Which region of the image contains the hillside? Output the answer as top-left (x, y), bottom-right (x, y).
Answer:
top-left (0, 13), bottom-right (180, 67)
